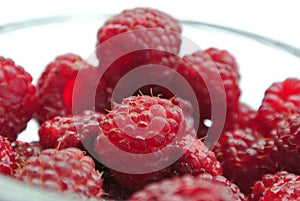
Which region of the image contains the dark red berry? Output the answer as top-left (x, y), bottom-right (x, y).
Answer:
top-left (129, 175), bottom-right (234, 201)
top-left (0, 135), bottom-right (16, 176)
top-left (38, 110), bottom-right (104, 150)
top-left (270, 113), bottom-right (300, 174)
top-left (213, 128), bottom-right (278, 194)
top-left (0, 57), bottom-right (37, 141)
top-left (15, 147), bottom-right (104, 200)
top-left (11, 141), bottom-right (41, 167)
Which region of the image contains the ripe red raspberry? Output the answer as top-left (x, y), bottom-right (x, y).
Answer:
top-left (94, 95), bottom-right (187, 190)
top-left (0, 135), bottom-right (16, 176)
top-left (270, 113), bottom-right (300, 174)
top-left (0, 57), bottom-right (37, 141)
top-left (96, 7), bottom-right (182, 86)
top-left (35, 54), bottom-right (87, 124)
top-left (204, 47), bottom-right (240, 78)
top-left (175, 49), bottom-right (241, 138)
top-left (249, 171), bottom-right (300, 201)
top-left (172, 97), bottom-right (196, 133)
top-left (35, 54), bottom-right (110, 124)
top-left (11, 141), bottom-right (41, 167)
top-left (15, 147), bottom-right (104, 200)
top-left (38, 110), bottom-right (104, 150)
top-left (109, 135), bottom-right (222, 192)
top-left (224, 102), bottom-right (259, 132)
top-left (63, 67), bottom-right (112, 114)
top-left (256, 78), bottom-right (300, 134)
top-left (213, 128), bottom-right (278, 194)
top-left (129, 175), bottom-right (234, 201)
top-left (197, 173), bottom-right (247, 201)
top-left (171, 135), bottom-right (222, 177)
top-left (95, 95), bottom-right (186, 154)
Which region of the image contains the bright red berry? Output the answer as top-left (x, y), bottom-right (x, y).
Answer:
top-left (224, 102), bottom-right (258, 132)
top-left (213, 128), bottom-right (278, 194)
top-left (172, 135), bottom-right (223, 177)
top-left (197, 173), bottom-right (247, 201)
top-left (95, 95), bottom-right (186, 154)
top-left (109, 135), bottom-right (222, 192)
top-left (129, 175), bottom-right (234, 201)
top-left (11, 141), bottom-right (41, 167)
top-left (0, 135), bottom-right (16, 176)
top-left (96, 7), bottom-right (182, 86)
top-left (38, 110), bottom-right (104, 150)
top-left (94, 95), bottom-right (187, 190)
top-left (35, 54), bottom-right (87, 124)
top-left (270, 113), bottom-right (300, 174)
top-left (204, 47), bottom-right (240, 78)
top-left (175, 49), bottom-right (241, 138)
top-left (0, 57), bottom-right (37, 141)
top-left (249, 171), bottom-right (300, 201)
top-left (256, 78), bottom-right (300, 134)
top-left (35, 54), bottom-right (109, 124)
top-left (15, 147), bottom-right (104, 200)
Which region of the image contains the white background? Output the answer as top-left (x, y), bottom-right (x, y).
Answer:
top-left (1, 0), bottom-right (300, 48)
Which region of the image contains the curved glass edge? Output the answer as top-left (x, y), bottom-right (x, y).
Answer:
top-left (0, 175), bottom-right (77, 201)
top-left (1, 15), bottom-right (300, 58)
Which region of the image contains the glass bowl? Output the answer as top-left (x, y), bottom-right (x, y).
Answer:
top-left (0, 14), bottom-right (300, 201)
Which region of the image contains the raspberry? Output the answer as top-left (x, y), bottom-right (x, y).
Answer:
top-left (224, 102), bottom-right (258, 132)
top-left (129, 175), bottom-right (234, 201)
top-left (172, 135), bottom-right (223, 177)
top-left (109, 135), bottom-right (222, 192)
top-left (213, 128), bottom-right (278, 194)
top-left (270, 113), bottom-right (300, 174)
top-left (35, 54), bottom-right (109, 124)
top-left (63, 67), bottom-right (111, 114)
top-left (256, 78), bottom-right (300, 134)
top-left (15, 147), bottom-right (104, 200)
top-left (249, 171), bottom-right (300, 201)
top-left (0, 135), bottom-right (16, 176)
top-left (96, 7), bottom-right (182, 84)
top-left (172, 97), bottom-right (195, 130)
top-left (94, 95), bottom-right (187, 190)
top-left (197, 173), bottom-right (247, 201)
top-left (259, 180), bottom-right (300, 201)
top-left (0, 57), bottom-right (37, 141)
top-left (95, 95), bottom-right (186, 154)
top-left (35, 54), bottom-right (87, 124)
top-left (204, 47), bottom-right (240, 78)
top-left (38, 110), bottom-right (104, 150)
top-left (11, 141), bottom-right (41, 167)
top-left (175, 49), bottom-right (240, 138)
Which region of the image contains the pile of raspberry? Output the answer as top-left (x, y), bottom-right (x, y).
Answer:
top-left (1, 7), bottom-right (300, 201)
